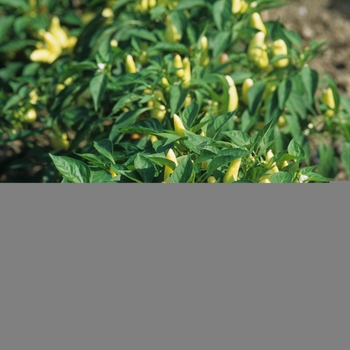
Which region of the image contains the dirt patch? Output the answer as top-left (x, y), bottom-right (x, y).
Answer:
top-left (264, 0), bottom-right (350, 100)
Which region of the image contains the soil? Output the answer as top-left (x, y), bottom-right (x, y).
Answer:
top-left (1, 0), bottom-right (350, 181)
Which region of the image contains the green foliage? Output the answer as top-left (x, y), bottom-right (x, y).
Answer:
top-left (1, 0), bottom-right (349, 182)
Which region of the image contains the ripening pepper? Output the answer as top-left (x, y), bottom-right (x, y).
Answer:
top-left (258, 176), bottom-right (271, 183)
top-left (265, 149), bottom-right (279, 174)
top-left (247, 31), bottom-right (269, 69)
top-left (109, 169), bottom-right (117, 178)
top-left (223, 158), bottom-right (241, 183)
top-left (321, 87), bottom-right (335, 117)
top-left (22, 108), bottom-right (37, 124)
top-left (271, 39), bottom-right (289, 68)
top-left (161, 77), bottom-right (170, 91)
top-left (199, 36), bottom-right (209, 66)
top-left (30, 30), bottom-right (61, 63)
top-left (207, 176), bottom-right (216, 183)
top-left (164, 148), bottom-right (178, 181)
top-left (239, 0), bottom-right (248, 14)
top-left (262, 82), bottom-right (277, 101)
top-left (49, 131), bottom-right (70, 151)
top-left (174, 54), bottom-right (184, 78)
top-left (164, 15), bottom-right (181, 44)
top-left (242, 78), bottom-right (254, 106)
top-left (125, 54), bottom-right (137, 73)
top-left (173, 114), bottom-right (186, 137)
top-left (225, 75), bottom-right (239, 112)
top-left (250, 12), bottom-right (267, 35)
top-left (49, 16), bottom-right (68, 49)
top-left (231, 0), bottom-right (241, 14)
top-left (182, 57), bottom-right (191, 87)
top-left (148, 90), bottom-right (167, 122)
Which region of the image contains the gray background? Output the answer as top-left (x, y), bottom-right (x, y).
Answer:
top-left (0, 184), bottom-right (349, 350)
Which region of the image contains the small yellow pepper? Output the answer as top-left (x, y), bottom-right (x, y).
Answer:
top-left (250, 12), bottom-right (267, 35)
top-left (271, 39), bottom-right (289, 68)
top-left (125, 54), bottom-right (137, 73)
top-left (223, 158), bottom-right (241, 183)
top-left (164, 148), bottom-right (178, 180)
top-left (321, 87), bottom-right (335, 117)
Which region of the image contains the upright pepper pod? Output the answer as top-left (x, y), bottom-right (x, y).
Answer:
top-left (250, 12), bottom-right (267, 35)
top-left (164, 148), bottom-right (178, 181)
top-left (49, 16), bottom-right (68, 49)
top-left (161, 77), bottom-right (170, 91)
top-left (265, 149), bottom-right (279, 174)
top-left (271, 39), bottom-right (289, 68)
top-left (242, 78), bottom-right (254, 106)
top-left (164, 15), bottom-right (181, 44)
top-left (239, 0), bottom-right (248, 14)
top-left (173, 114), bottom-right (186, 137)
top-left (321, 87), bottom-right (335, 117)
top-left (225, 75), bottom-right (239, 112)
top-left (247, 31), bottom-right (269, 69)
top-left (125, 54), bottom-right (137, 73)
top-left (199, 36), bottom-right (209, 66)
top-left (231, 0), bottom-right (241, 14)
top-left (223, 158), bottom-right (241, 183)
top-left (174, 54), bottom-right (184, 78)
top-left (182, 57), bottom-right (191, 87)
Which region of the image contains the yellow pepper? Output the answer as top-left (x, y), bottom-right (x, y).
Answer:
top-left (223, 158), bottom-right (241, 183)
top-left (164, 15), bottom-right (181, 44)
top-left (250, 12), bottom-right (267, 35)
top-left (182, 57), bottom-right (191, 87)
top-left (164, 148), bottom-right (178, 180)
top-left (231, 0), bottom-right (241, 14)
top-left (125, 54), bottom-right (137, 73)
top-left (321, 87), bottom-right (335, 117)
top-left (242, 78), bottom-right (254, 106)
top-left (174, 54), bottom-right (184, 78)
top-left (173, 114), bottom-right (186, 137)
top-left (266, 149), bottom-right (279, 174)
top-left (199, 36), bottom-right (209, 66)
top-left (30, 30), bottom-right (61, 63)
top-left (225, 75), bottom-right (239, 112)
top-left (207, 176), bottom-right (216, 183)
top-left (247, 31), bottom-right (269, 69)
top-left (271, 39), bottom-right (289, 68)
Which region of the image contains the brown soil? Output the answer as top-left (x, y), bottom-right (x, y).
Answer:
top-left (1, 0), bottom-right (350, 181)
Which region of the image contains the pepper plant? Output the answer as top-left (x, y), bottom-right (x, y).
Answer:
top-left (1, 0), bottom-right (349, 182)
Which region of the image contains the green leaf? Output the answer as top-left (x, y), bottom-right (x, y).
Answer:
top-left (170, 84), bottom-right (189, 115)
top-left (0, 15), bottom-right (15, 44)
top-left (248, 80), bottom-right (266, 116)
top-left (340, 142), bottom-right (350, 179)
top-left (152, 42), bottom-right (188, 54)
top-left (170, 155), bottom-right (194, 183)
top-left (134, 154), bottom-right (155, 183)
top-left (121, 118), bottom-right (163, 135)
top-left (74, 153), bottom-right (106, 167)
top-left (175, 0), bottom-right (206, 10)
top-left (207, 148), bottom-right (250, 174)
top-left (212, 111), bottom-right (234, 138)
top-left (212, 0), bottom-right (230, 31)
top-left (277, 78), bottom-right (292, 110)
top-left (221, 130), bottom-right (253, 148)
top-left (89, 73), bottom-right (108, 112)
top-left (301, 66), bottom-right (318, 105)
top-left (123, 28), bottom-right (157, 42)
top-left (182, 130), bottom-right (208, 153)
top-left (93, 139), bottom-right (115, 164)
top-left (0, 0), bottom-right (29, 10)
top-left (287, 139), bottom-right (305, 158)
top-left (270, 172), bottom-right (292, 183)
top-left (108, 107), bottom-right (149, 144)
top-left (213, 31), bottom-right (231, 57)
top-left (49, 154), bottom-right (91, 183)
top-left (182, 99), bottom-right (199, 129)
top-left (146, 155), bottom-right (177, 170)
